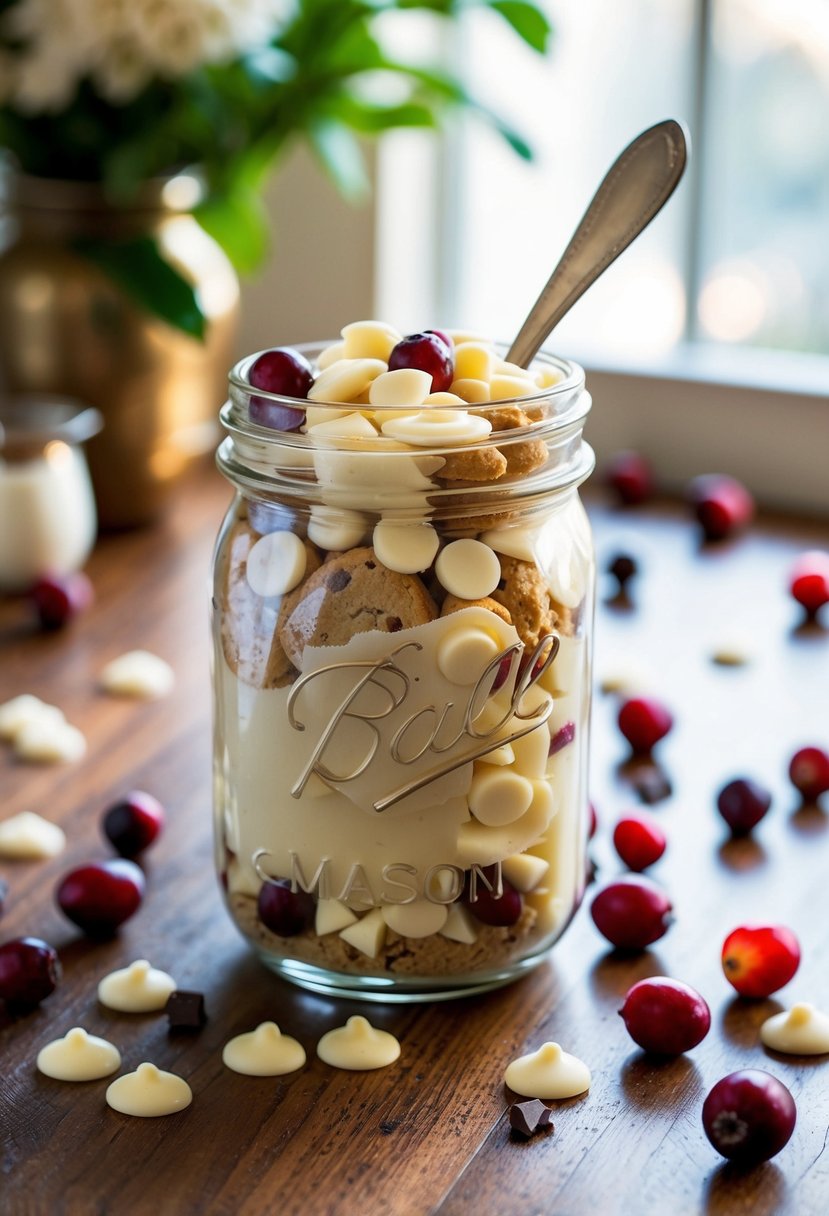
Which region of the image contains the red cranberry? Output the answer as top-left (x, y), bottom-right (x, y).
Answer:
top-left (617, 696), bottom-right (673, 754)
top-left (425, 328), bottom-right (453, 351)
top-left (56, 860), bottom-right (145, 937)
top-left (702, 1070), bottom-right (796, 1164)
top-left (689, 474), bottom-right (754, 541)
top-left (789, 745), bottom-right (829, 802)
top-left (102, 790), bottom-right (165, 857)
top-left (248, 347), bottom-right (313, 431)
top-left (788, 550), bottom-right (829, 617)
top-left (721, 924), bottom-right (800, 998)
top-left (465, 867), bottom-right (523, 926)
top-left (605, 450), bottom-right (654, 506)
top-left (31, 571), bottom-right (94, 630)
top-left (0, 937), bottom-right (61, 1007)
top-left (619, 977), bottom-right (711, 1054)
top-left (612, 813), bottom-right (666, 871)
top-left (590, 875), bottom-right (673, 949)
top-left (716, 777), bottom-right (772, 836)
top-left (257, 880), bottom-right (315, 936)
top-left (388, 332), bottom-right (454, 393)
top-left (549, 721), bottom-right (576, 756)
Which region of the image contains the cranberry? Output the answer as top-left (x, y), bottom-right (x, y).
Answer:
top-left (605, 450), bottom-right (653, 505)
top-left (689, 474), bottom-right (754, 541)
top-left (702, 1070), bottom-right (796, 1164)
top-left (788, 550), bottom-right (829, 617)
top-left (549, 721), bottom-right (576, 756)
top-left (590, 875), bottom-right (673, 949)
top-left (0, 937), bottom-right (61, 1007)
top-left (248, 347), bottom-right (313, 431)
top-left (388, 332), bottom-right (454, 393)
top-left (588, 801), bottom-right (598, 840)
top-left (465, 866), bottom-right (523, 927)
top-left (612, 813), bottom-right (666, 872)
top-left (31, 571), bottom-right (94, 630)
top-left (617, 696), bottom-right (673, 754)
top-left (619, 977), bottom-right (711, 1054)
top-left (607, 552), bottom-right (638, 589)
top-left (491, 653), bottom-right (515, 692)
top-left (102, 790), bottom-right (165, 857)
top-left (425, 328), bottom-right (453, 351)
top-left (716, 777), bottom-right (772, 835)
top-left (257, 879), bottom-right (315, 936)
top-left (56, 860), bottom-right (145, 937)
top-left (789, 745), bottom-right (829, 802)
top-left (721, 924), bottom-right (800, 998)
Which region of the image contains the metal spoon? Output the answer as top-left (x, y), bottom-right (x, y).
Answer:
top-left (506, 119), bottom-right (689, 368)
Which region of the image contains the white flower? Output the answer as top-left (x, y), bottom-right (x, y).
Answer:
top-left (11, 46), bottom-right (80, 114)
top-left (92, 35), bottom-right (153, 103)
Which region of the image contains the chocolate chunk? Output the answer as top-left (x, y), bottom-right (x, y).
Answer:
top-left (631, 766), bottom-right (672, 805)
top-left (165, 990), bottom-right (207, 1030)
top-left (509, 1098), bottom-right (554, 1139)
top-left (326, 568), bottom-right (352, 592)
top-left (607, 552), bottom-right (638, 587)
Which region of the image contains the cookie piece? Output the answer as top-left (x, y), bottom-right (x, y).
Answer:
top-left (440, 594), bottom-right (513, 626)
top-left (434, 446), bottom-right (508, 484)
top-left (484, 405), bottom-right (548, 478)
top-left (491, 556), bottom-right (559, 653)
top-left (278, 547), bottom-right (438, 669)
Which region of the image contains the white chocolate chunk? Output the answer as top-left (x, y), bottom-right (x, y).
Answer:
top-left (222, 1022), bottom-right (306, 1076)
top-left (316, 340), bottom-right (346, 370)
top-left (304, 404), bottom-right (350, 429)
top-left (0, 811), bottom-right (66, 859)
top-left (450, 378), bottom-right (490, 404)
top-left (307, 411), bottom-right (378, 439)
top-left (495, 359), bottom-right (532, 378)
top-left (489, 374), bottom-right (539, 401)
top-left (440, 903), bottom-right (478, 944)
top-left (480, 525), bottom-right (538, 563)
top-left (502, 853), bottom-right (550, 893)
top-left (435, 538), bottom-right (500, 600)
top-left (308, 358), bottom-right (386, 404)
top-left (535, 366), bottom-right (564, 389)
top-left (369, 368), bottom-right (432, 409)
top-left (245, 531), bottom-right (307, 598)
top-left (436, 625), bottom-right (500, 685)
top-left (226, 857), bottom-right (260, 898)
top-left (468, 766), bottom-right (534, 826)
top-left (446, 329), bottom-right (492, 346)
top-left (14, 719), bottom-right (86, 764)
top-left (0, 695), bottom-right (64, 741)
top-left (598, 663), bottom-right (652, 696)
top-left (477, 741), bottom-right (515, 766)
top-left (453, 342), bottom-right (494, 383)
top-left (106, 1062), bottom-right (192, 1117)
top-left (341, 319), bottom-right (400, 362)
top-left (760, 1004), bottom-right (829, 1055)
top-left (373, 521), bottom-right (439, 574)
top-left (339, 907), bottom-right (386, 958)
top-left (382, 899), bottom-right (448, 939)
top-left (315, 899), bottom-right (358, 936)
top-left (97, 960), bottom-right (176, 1013)
top-left (504, 1042), bottom-right (591, 1099)
top-left (457, 781), bottom-right (555, 866)
top-left (317, 1016), bottom-right (400, 1070)
top-left (423, 392), bottom-right (466, 406)
top-left (381, 410), bottom-right (491, 447)
top-left (37, 1027), bottom-right (121, 1081)
top-left (100, 650), bottom-right (174, 699)
top-left (710, 639), bottom-right (754, 667)
top-left (510, 722), bottom-right (550, 780)
top-left (307, 505), bottom-right (368, 550)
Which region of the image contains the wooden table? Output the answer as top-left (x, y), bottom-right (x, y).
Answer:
top-left (2, 459), bottom-right (828, 1216)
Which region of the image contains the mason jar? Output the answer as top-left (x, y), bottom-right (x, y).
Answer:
top-left (212, 338), bottom-right (595, 1001)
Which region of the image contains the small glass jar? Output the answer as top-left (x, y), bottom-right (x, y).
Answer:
top-left (212, 343), bottom-right (595, 1001)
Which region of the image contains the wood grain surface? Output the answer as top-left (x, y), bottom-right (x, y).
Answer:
top-left (1, 459), bottom-right (828, 1216)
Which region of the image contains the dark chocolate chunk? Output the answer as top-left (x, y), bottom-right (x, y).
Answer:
top-left (326, 568), bottom-right (352, 592)
top-left (631, 766), bottom-right (672, 805)
top-left (509, 1099), bottom-right (554, 1139)
top-left (608, 552), bottom-right (638, 587)
top-left (165, 989), bottom-right (207, 1030)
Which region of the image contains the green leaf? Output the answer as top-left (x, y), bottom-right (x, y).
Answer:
top-left (72, 235), bottom-right (206, 340)
top-left (195, 188), bottom-right (270, 275)
top-left (307, 119), bottom-right (370, 200)
top-left (487, 1), bottom-right (552, 52)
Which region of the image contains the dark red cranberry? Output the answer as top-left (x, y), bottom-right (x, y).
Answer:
top-left (788, 551), bottom-right (829, 617)
top-left (689, 474), bottom-right (754, 541)
top-left (31, 571), bottom-right (94, 630)
top-left (607, 552), bottom-right (638, 589)
top-left (716, 778), bottom-right (772, 835)
top-left (605, 450), bottom-right (653, 506)
top-left (257, 880), bottom-right (315, 936)
top-left (102, 790), bottom-right (165, 857)
top-left (0, 937), bottom-right (61, 1007)
top-left (702, 1070), bottom-right (796, 1164)
top-left (617, 696), bottom-right (673, 754)
top-left (619, 977), bottom-right (710, 1054)
top-left (248, 348), bottom-right (313, 431)
top-left (491, 653), bottom-right (515, 692)
top-left (465, 867), bottom-right (523, 926)
top-left (56, 860), bottom-right (145, 937)
top-left (612, 813), bottom-right (666, 871)
top-left (425, 328), bottom-right (453, 351)
top-left (788, 745), bottom-right (829, 802)
top-left (549, 721), bottom-right (576, 756)
top-left (388, 332), bottom-right (454, 393)
top-left (590, 875), bottom-right (673, 949)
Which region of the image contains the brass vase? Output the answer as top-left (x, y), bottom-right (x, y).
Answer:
top-left (0, 170), bottom-right (239, 527)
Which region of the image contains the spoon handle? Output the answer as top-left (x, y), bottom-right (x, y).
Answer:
top-left (506, 119), bottom-right (689, 368)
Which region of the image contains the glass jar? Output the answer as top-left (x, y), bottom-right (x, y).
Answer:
top-left (212, 342), bottom-right (595, 1001)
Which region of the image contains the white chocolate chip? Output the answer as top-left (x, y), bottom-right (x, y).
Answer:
top-left (0, 811), bottom-right (66, 859)
top-left (315, 899), bottom-right (358, 936)
top-left (245, 531), bottom-right (307, 598)
top-left (373, 521), bottom-right (439, 575)
top-left (453, 341), bottom-right (494, 383)
top-left (0, 695), bottom-right (64, 741)
top-left (106, 1062), bottom-right (192, 1117)
top-left (307, 505), bottom-right (368, 551)
top-left (307, 411), bottom-right (378, 440)
top-left (760, 1003), bottom-right (829, 1055)
top-left (100, 650), bottom-right (174, 699)
top-left (468, 766), bottom-right (534, 826)
top-left (97, 960), bottom-right (177, 1013)
top-left (440, 903), bottom-right (478, 944)
top-left (510, 722), bottom-right (550, 779)
top-left (423, 392), bottom-right (466, 406)
top-left (457, 781), bottom-right (555, 867)
top-left (450, 378), bottom-right (490, 404)
top-left (535, 365), bottom-right (564, 389)
top-left (316, 340), bottom-right (346, 370)
top-left (37, 1027), bottom-right (121, 1082)
top-left (317, 1016), bottom-right (400, 1071)
top-left (502, 853), bottom-right (550, 893)
top-left (382, 900), bottom-right (448, 939)
top-left (380, 409), bottom-right (491, 447)
top-left (338, 907), bottom-right (386, 958)
top-left (341, 320), bottom-right (400, 362)
top-left (435, 538), bottom-right (501, 600)
top-left (480, 525), bottom-right (538, 564)
top-left (14, 719), bottom-right (86, 764)
top-left (308, 358), bottom-right (386, 404)
top-left (504, 1042), bottom-right (591, 1099)
top-left (368, 368), bottom-right (432, 408)
top-left (222, 1022), bottom-right (306, 1076)
top-left (436, 625), bottom-right (500, 685)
